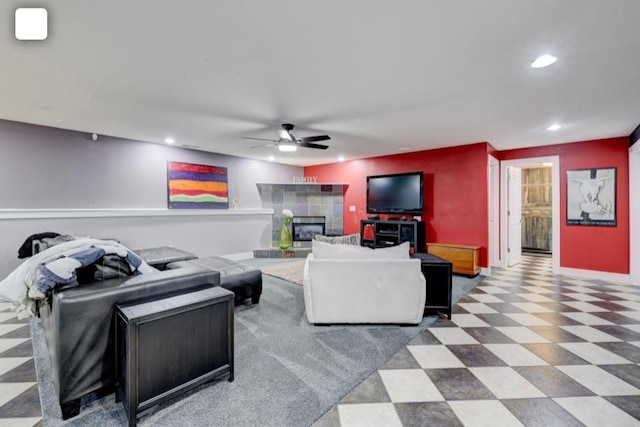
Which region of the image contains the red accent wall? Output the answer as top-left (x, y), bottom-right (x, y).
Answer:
top-left (500, 137), bottom-right (629, 274)
top-left (305, 142), bottom-right (491, 267)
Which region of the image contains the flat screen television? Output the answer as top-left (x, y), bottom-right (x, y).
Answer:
top-left (366, 172), bottom-right (423, 214)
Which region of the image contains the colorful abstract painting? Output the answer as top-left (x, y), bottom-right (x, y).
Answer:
top-left (167, 161), bottom-right (229, 209)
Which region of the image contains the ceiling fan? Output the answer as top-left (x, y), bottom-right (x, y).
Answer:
top-left (242, 123), bottom-right (330, 152)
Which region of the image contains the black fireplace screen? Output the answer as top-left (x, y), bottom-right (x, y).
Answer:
top-left (292, 216), bottom-right (326, 241)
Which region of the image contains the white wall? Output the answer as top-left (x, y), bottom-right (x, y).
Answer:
top-left (0, 119), bottom-right (302, 276)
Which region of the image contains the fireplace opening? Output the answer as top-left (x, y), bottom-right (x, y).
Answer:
top-left (292, 216), bottom-right (326, 242)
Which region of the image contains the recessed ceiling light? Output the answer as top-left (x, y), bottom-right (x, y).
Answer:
top-left (546, 123), bottom-right (562, 131)
top-left (338, 156), bottom-right (345, 162)
top-left (164, 138), bottom-right (175, 144)
top-left (268, 156), bottom-right (275, 161)
top-left (531, 54), bottom-right (557, 68)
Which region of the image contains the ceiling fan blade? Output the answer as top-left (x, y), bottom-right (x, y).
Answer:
top-left (300, 135), bottom-right (331, 143)
top-left (299, 141), bottom-right (329, 150)
top-left (242, 136), bottom-right (276, 142)
top-left (250, 143), bottom-right (276, 149)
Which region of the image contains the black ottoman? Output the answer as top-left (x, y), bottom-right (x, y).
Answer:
top-left (167, 257), bottom-right (262, 304)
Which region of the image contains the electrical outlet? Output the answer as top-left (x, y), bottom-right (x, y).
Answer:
top-left (349, 205), bottom-right (356, 212)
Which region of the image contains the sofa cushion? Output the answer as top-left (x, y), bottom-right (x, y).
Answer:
top-left (313, 233), bottom-right (360, 245)
top-left (312, 240), bottom-right (410, 260)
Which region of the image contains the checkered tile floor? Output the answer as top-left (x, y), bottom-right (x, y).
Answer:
top-left (2, 255), bottom-right (639, 426)
top-left (0, 302), bottom-right (42, 426)
top-left (314, 255), bottom-right (640, 427)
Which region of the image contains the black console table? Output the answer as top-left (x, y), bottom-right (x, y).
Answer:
top-left (411, 253), bottom-right (453, 319)
top-left (115, 286), bottom-right (234, 426)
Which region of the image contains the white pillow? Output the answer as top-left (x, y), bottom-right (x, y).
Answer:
top-left (312, 240), bottom-right (409, 260)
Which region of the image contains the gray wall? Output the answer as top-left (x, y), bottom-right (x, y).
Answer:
top-left (0, 119), bottom-right (302, 276)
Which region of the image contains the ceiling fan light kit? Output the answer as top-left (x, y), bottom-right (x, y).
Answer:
top-left (242, 123), bottom-right (331, 153)
top-left (278, 143), bottom-right (297, 152)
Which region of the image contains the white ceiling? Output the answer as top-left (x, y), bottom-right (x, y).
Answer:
top-left (2, 0), bottom-right (640, 166)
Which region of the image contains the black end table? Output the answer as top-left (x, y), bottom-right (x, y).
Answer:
top-left (411, 253), bottom-right (453, 319)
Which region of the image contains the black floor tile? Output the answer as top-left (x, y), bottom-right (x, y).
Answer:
top-left (484, 303), bottom-right (526, 313)
top-left (592, 325), bottom-right (640, 341)
top-left (532, 312), bottom-right (584, 326)
top-left (380, 347), bottom-right (421, 370)
top-left (394, 402), bottom-right (464, 427)
top-left (599, 365), bottom-right (640, 389)
top-left (312, 406), bottom-right (340, 427)
top-left (514, 366), bottom-right (595, 398)
top-left (407, 329), bottom-right (441, 345)
top-left (0, 359), bottom-right (37, 382)
top-left (0, 324), bottom-right (32, 339)
top-left (0, 384), bottom-right (42, 418)
top-left (0, 340), bottom-right (34, 358)
top-left (603, 395), bottom-right (640, 421)
top-left (447, 344), bottom-right (506, 367)
top-left (462, 327), bottom-right (515, 344)
top-left (502, 398), bottom-right (586, 426)
top-left (425, 368), bottom-right (495, 400)
top-left (474, 313), bottom-right (522, 327)
top-left (528, 326), bottom-right (586, 343)
top-left (339, 371), bottom-right (390, 404)
top-left (595, 342), bottom-right (640, 363)
top-left (523, 343), bottom-right (590, 366)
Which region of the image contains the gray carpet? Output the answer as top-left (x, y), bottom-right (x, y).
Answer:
top-left (31, 259), bottom-right (483, 426)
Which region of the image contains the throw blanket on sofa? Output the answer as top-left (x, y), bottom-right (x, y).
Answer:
top-left (0, 238), bottom-right (156, 319)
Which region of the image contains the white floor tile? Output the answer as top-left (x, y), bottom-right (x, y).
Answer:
top-left (0, 383), bottom-right (36, 407)
top-left (561, 301), bottom-right (608, 312)
top-left (619, 311), bottom-right (640, 321)
top-left (379, 369), bottom-right (444, 402)
top-left (510, 302), bottom-right (553, 313)
top-left (428, 327), bottom-right (479, 345)
top-left (605, 285), bottom-right (640, 293)
top-left (0, 418), bottom-right (43, 427)
top-left (563, 293), bottom-right (604, 302)
top-left (556, 365), bottom-right (640, 396)
top-left (559, 325), bottom-right (622, 342)
top-left (524, 279), bottom-right (556, 287)
top-left (516, 293), bottom-right (554, 303)
top-left (473, 285), bottom-right (512, 294)
top-left (468, 294), bottom-right (505, 303)
top-left (0, 357), bottom-right (32, 377)
top-left (451, 314), bottom-right (490, 328)
top-left (613, 301), bottom-right (640, 311)
top-left (448, 400), bottom-right (525, 427)
top-left (495, 327), bottom-right (550, 343)
top-left (338, 403), bottom-right (403, 427)
top-left (457, 303), bottom-right (498, 314)
top-left (0, 339), bottom-right (29, 354)
top-left (520, 286), bottom-right (554, 294)
top-left (407, 345), bottom-right (466, 369)
top-left (558, 342), bottom-right (632, 364)
top-left (554, 396), bottom-right (640, 427)
top-left (561, 312), bottom-right (614, 325)
top-left (468, 367), bottom-right (545, 399)
top-left (484, 344), bottom-right (548, 366)
top-left (504, 313), bottom-right (552, 326)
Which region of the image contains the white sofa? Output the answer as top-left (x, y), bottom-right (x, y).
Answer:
top-left (302, 241), bottom-right (426, 324)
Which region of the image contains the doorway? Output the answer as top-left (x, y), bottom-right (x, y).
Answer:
top-left (499, 156), bottom-right (560, 274)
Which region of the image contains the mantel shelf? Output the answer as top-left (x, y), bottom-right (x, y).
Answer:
top-left (256, 183), bottom-right (349, 186)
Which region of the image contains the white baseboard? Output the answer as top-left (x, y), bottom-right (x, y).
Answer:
top-left (559, 267), bottom-right (631, 285)
top-left (480, 267), bottom-right (492, 276)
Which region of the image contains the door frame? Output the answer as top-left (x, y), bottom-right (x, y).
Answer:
top-left (499, 156), bottom-right (560, 274)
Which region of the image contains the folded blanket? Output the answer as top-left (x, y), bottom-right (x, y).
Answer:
top-left (0, 238), bottom-right (156, 319)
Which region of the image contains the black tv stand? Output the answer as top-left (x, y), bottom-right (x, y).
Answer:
top-left (360, 219), bottom-right (426, 253)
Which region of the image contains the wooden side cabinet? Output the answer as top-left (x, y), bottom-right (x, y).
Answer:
top-left (115, 286), bottom-right (234, 426)
top-left (427, 243), bottom-right (481, 277)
